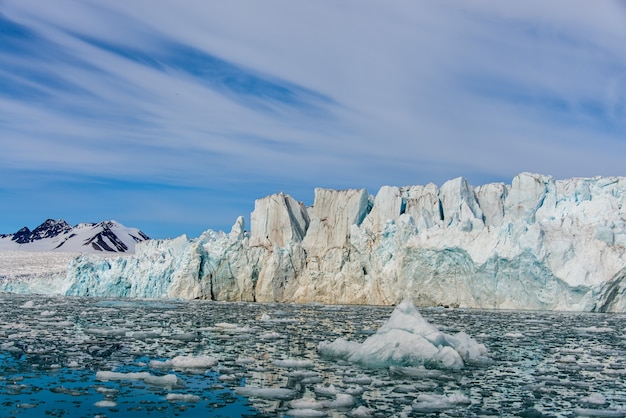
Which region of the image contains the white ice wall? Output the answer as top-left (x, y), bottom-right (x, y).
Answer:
top-left (6, 173), bottom-right (626, 312)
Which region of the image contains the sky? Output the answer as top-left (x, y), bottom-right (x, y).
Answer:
top-left (1, 1), bottom-right (625, 239)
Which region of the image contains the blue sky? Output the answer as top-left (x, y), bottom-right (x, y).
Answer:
top-left (1, 1), bottom-right (625, 239)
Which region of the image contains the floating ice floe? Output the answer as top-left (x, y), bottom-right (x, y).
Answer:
top-left (19, 300), bottom-right (35, 308)
top-left (260, 331), bottom-right (282, 340)
top-left (234, 386), bottom-right (298, 400)
top-left (171, 355), bottom-right (217, 369)
top-left (286, 394), bottom-right (356, 416)
top-left (573, 407), bottom-right (626, 417)
top-left (558, 355), bottom-right (578, 363)
top-left (165, 393), bottom-right (200, 403)
top-left (322, 393), bottom-right (356, 408)
top-left (215, 322), bottom-right (239, 329)
top-left (273, 359), bottom-right (315, 369)
top-left (581, 393), bottom-right (607, 406)
top-left (286, 408), bottom-right (328, 417)
top-left (578, 326), bottom-right (615, 333)
top-left (349, 405), bottom-right (374, 417)
top-left (412, 393), bottom-right (471, 412)
top-left (150, 355), bottom-right (217, 370)
top-left (95, 370), bottom-right (181, 388)
top-left (318, 299), bottom-right (488, 369)
top-left (314, 384), bottom-right (340, 397)
top-left (94, 400), bottom-right (117, 408)
top-left (259, 313), bottom-right (299, 324)
top-left (289, 397), bottom-right (326, 410)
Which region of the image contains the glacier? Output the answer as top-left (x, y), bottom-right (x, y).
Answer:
top-left (3, 173), bottom-right (626, 312)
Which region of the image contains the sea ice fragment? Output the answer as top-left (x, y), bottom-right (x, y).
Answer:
top-left (318, 299), bottom-right (487, 369)
top-left (95, 370), bottom-right (181, 387)
top-left (289, 398), bottom-right (326, 409)
top-left (412, 393), bottom-right (470, 412)
top-left (286, 409), bottom-right (328, 417)
top-left (171, 355), bottom-right (217, 369)
top-left (273, 359), bottom-right (314, 368)
top-left (165, 393), bottom-right (200, 402)
top-left (234, 386), bottom-right (298, 400)
top-left (94, 400), bottom-right (117, 408)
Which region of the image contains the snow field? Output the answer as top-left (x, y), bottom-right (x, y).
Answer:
top-left (0, 251), bottom-right (79, 277)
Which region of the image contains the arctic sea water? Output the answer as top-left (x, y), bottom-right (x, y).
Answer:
top-left (1, 294), bottom-right (625, 417)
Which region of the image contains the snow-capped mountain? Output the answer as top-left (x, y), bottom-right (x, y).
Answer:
top-left (0, 219), bottom-right (149, 253)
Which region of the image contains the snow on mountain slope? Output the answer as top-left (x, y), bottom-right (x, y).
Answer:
top-left (4, 173), bottom-right (626, 312)
top-left (0, 219), bottom-right (149, 253)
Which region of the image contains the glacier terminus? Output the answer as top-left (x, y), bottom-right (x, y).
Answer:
top-left (2, 172), bottom-right (626, 312)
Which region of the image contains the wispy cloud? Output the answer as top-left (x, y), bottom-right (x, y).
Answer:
top-left (1, 0), bottom-right (625, 237)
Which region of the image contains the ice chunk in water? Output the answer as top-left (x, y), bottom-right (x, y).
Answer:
top-left (289, 397), bottom-right (326, 409)
top-left (318, 299), bottom-right (487, 369)
top-left (166, 393), bottom-right (200, 403)
top-left (215, 322), bottom-right (239, 328)
top-left (150, 359), bottom-right (173, 369)
top-left (95, 370), bottom-right (181, 388)
top-left (343, 375), bottom-right (372, 385)
top-left (572, 408), bottom-right (626, 417)
top-left (349, 405), bottom-right (374, 417)
top-left (582, 393), bottom-right (607, 405)
top-left (322, 393), bottom-right (356, 408)
top-left (260, 331), bottom-right (282, 340)
top-left (314, 384), bottom-right (340, 397)
top-left (578, 326), bottom-right (615, 333)
top-left (171, 355), bottom-right (218, 369)
top-left (96, 371), bottom-right (151, 381)
top-left (286, 409), bottom-right (328, 417)
top-left (20, 300), bottom-right (35, 308)
top-left (412, 393), bottom-right (470, 412)
top-left (94, 400), bottom-right (117, 408)
top-left (235, 386), bottom-right (298, 400)
top-left (273, 359), bottom-right (314, 368)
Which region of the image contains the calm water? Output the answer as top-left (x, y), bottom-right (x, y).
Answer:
top-left (0, 294), bottom-right (625, 417)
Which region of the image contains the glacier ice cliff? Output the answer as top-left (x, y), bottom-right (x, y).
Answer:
top-left (5, 173), bottom-right (626, 312)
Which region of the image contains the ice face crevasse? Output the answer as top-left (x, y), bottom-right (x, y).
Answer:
top-left (10, 173), bottom-right (626, 312)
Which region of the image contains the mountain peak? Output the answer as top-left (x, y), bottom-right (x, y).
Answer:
top-left (95, 220), bottom-right (122, 230)
top-left (12, 226), bottom-right (32, 244)
top-left (30, 219), bottom-right (72, 241)
top-left (1, 219), bottom-right (149, 253)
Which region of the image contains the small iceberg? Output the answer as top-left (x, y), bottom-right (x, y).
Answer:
top-left (318, 299), bottom-right (488, 369)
